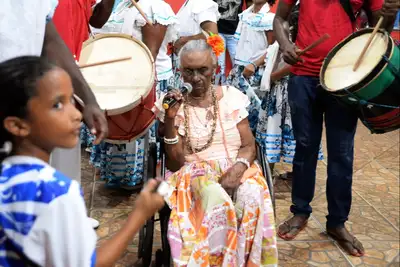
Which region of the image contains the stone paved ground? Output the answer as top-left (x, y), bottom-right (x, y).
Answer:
top-left (81, 124), bottom-right (399, 266)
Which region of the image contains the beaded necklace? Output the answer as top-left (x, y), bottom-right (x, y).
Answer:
top-left (183, 86), bottom-right (218, 154)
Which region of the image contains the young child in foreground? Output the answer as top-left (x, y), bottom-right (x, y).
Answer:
top-left (0, 56), bottom-right (165, 267)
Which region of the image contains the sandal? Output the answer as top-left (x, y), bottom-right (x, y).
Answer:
top-left (277, 216), bottom-right (308, 241)
top-left (327, 228), bottom-right (365, 257)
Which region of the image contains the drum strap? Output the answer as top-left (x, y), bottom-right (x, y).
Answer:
top-left (339, 0), bottom-right (356, 22)
top-left (382, 55), bottom-right (400, 81)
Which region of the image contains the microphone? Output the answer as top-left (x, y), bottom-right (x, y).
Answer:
top-left (162, 83), bottom-right (193, 110)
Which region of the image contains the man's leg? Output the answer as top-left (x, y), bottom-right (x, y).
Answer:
top-left (323, 92), bottom-right (364, 256)
top-left (278, 75), bottom-right (323, 240)
top-left (50, 144), bottom-right (81, 183)
top-left (50, 144), bottom-right (100, 229)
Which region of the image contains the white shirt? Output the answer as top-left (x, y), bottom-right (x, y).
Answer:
top-left (234, 4), bottom-right (274, 66)
top-left (122, 0), bottom-right (178, 81)
top-left (92, 0), bottom-right (178, 81)
top-left (0, 156), bottom-right (97, 267)
top-left (176, 0), bottom-right (220, 37)
top-left (0, 0), bottom-right (58, 63)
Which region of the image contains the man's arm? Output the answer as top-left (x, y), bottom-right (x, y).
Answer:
top-left (42, 21), bottom-right (97, 106)
top-left (273, 0), bottom-right (301, 65)
top-left (273, 0), bottom-right (295, 50)
top-left (366, 0), bottom-right (399, 32)
top-left (42, 21), bottom-right (108, 142)
top-left (90, 0), bottom-right (116, 28)
top-left (142, 23), bottom-right (168, 60)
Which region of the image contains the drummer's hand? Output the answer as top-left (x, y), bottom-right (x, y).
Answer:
top-left (281, 43), bottom-right (304, 65)
top-left (83, 103), bottom-right (108, 144)
top-left (165, 89), bottom-right (183, 120)
top-left (381, 0), bottom-right (400, 17)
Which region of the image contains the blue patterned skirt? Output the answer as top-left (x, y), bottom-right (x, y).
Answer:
top-left (255, 76), bottom-right (324, 164)
top-left (81, 79), bottom-right (171, 188)
top-left (227, 64), bottom-right (265, 132)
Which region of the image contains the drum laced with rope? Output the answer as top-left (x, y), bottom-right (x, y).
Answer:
top-left (320, 28), bottom-right (400, 134)
top-left (79, 33), bottom-right (157, 143)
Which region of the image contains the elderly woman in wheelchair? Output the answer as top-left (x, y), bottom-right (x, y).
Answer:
top-left (153, 39), bottom-right (278, 266)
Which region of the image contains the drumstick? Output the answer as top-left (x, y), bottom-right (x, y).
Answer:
top-left (79, 57), bottom-right (132, 69)
top-left (353, 16), bottom-right (384, 71)
top-left (279, 33), bottom-right (330, 73)
top-left (130, 0), bottom-right (153, 26)
top-left (298, 33), bottom-right (330, 56)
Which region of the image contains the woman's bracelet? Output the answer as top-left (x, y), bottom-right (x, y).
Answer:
top-left (250, 62), bottom-right (257, 70)
top-left (236, 157), bottom-right (250, 169)
top-left (164, 136), bottom-right (179, 145)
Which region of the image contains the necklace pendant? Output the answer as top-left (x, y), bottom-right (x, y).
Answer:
top-left (206, 110), bottom-right (214, 121)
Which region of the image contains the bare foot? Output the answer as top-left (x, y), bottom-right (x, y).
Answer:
top-left (327, 226), bottom-right (365, 257)
top-left (278, 215), bottom-right (308, 240)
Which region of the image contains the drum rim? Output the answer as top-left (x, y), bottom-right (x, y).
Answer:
top-left (80, 33), bottom-right (156, 116)
top-left (320, 28), bottom-right (392, 95)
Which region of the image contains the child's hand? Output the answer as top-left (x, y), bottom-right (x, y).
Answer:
top-left (134, 179), bottom-right (165, 220)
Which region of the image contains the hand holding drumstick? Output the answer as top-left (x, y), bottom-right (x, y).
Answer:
top-left (130, 0), bottom-right (153, 26)
top-left (281, 34), bottom-right (330, 65)
top-left (279, 34), bottom-right (330, 72)
top-left (353, 17), bottom-right (384, 71)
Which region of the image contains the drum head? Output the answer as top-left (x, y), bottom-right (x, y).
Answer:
top-left (79, 34), bottom-right (155, 116)
top-left (322, 29), bottom-right (389, 92)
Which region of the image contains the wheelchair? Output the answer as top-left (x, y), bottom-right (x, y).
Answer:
top-left (137, 140), bottom-right (275, 267)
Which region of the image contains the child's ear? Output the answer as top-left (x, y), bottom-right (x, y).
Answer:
top-left (3, 117), bottom-right (31, 138)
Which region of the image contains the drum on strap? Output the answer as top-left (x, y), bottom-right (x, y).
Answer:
top-left (320, 28), bottom-right (400, 134)
top-left (79, 34), bottom-right (156, 144)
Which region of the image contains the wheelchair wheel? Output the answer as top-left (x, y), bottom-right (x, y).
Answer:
top-left (138, 217), bottom-right (154, 267)
top-left (155, 249), bottom-right (163, 267)
top-left (138, 142), bottom-right (158, 266)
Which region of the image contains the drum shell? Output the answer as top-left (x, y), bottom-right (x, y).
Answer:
top-left (79, 34), bottom-right (156, 143)
top-left (356, 77), bottom-right (400, 134)
top-left (336, 40), bottom-right (399, 103)
top-left (320, 29), bottom-right (397, 99)
top-left (320, 28), bottom-right (400, 134)
top-left (105, 83), bottom-right (156, 143)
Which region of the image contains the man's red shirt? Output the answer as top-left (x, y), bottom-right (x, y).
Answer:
top-left (53, 0), bottom-right (97, 61)
top-left (283, 0), bottom-right (383, 76)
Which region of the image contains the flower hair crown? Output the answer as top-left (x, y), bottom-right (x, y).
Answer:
top-left (203, 31), bottom-right (225, 57)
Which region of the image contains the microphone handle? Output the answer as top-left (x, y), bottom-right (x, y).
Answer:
top-left (162, 87), bottom-right (189, 110)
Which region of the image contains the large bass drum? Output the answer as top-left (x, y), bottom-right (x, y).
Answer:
top-left (79, 33), bottom-right (156, 143)
top-left (320, 28), bottom-right (400, 134)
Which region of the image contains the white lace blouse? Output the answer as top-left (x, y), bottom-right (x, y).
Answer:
top-left (176, 0), bottom-right (220, 37)
top-left (234, 3), bottom-right (275, 66)
top-left (123, 0), bottom-right (178, 80)
top-left (91, 0), bottom-right (178, 81)
top-left (0, 0), bottom-right (57, 63)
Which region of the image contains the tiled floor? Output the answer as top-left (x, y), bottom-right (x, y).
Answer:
top-left (81, 124), bottom-right (399, 266)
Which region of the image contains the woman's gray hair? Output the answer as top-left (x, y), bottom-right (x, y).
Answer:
top-left (178, 39), bottom-right (218, 65)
